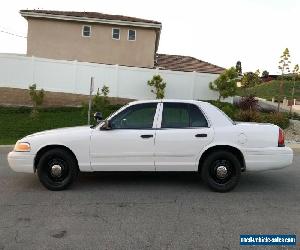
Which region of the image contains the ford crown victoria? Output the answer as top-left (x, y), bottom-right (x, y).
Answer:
top-left (8, 100), bottom-right (293, 192)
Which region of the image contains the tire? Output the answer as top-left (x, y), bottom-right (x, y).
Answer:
top-left (201, 150), bottom-right (241, 192)
top-left (37, 148), bottom-right (78, 191)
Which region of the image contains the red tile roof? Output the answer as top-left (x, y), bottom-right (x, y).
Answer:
top-left (20, 10), bottom-right (161, 26)
top-left (155, 54), bottom-right (225, 74)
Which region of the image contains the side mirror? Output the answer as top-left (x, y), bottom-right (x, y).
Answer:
top-left (100, 120), bottom-right (112, 130)
top-left (94, 112), bottom-right (103, 123)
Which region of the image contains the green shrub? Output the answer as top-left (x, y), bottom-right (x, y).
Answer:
top-left (261, 112), bottom-right (290, 129)
top-left (209, 67), bottom-right (238, 101)
top-left (240, 71), bottom-right (262, 88)
top-left (207, 100), bottom-right (238, 119)
top-left (147, 74), bottom-right (166, 99)
top-left (234, 110), bottom-right (289, 128)
top-left (221, 105), bottom-right (236, 119)
top-left (234, 110), bottom-right (262, 123)
top-left (29, 84), bottom-right (45, 117)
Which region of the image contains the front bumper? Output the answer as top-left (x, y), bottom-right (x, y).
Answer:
top-left (244, 146), bottom-right (294, 171)
top-left (7, 151), bottom-right (35, 173)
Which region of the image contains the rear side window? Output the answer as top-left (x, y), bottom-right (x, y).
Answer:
top-left (162, 103), bottom-right (208, 128)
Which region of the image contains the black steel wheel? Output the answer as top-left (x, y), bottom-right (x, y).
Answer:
top-left (201, 151), bottom-right (241, 192)
top-left (37, 148), bottom-right (78, 191)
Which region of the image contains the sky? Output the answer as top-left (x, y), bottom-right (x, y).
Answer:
top-left (0, 0), bottom-right (299, 74)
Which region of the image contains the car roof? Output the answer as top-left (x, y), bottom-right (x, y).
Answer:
top-left (128, 99), bottom-right (206, 105)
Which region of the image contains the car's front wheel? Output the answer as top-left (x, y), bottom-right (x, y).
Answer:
top-left (201, 150), bottom-right (241, 192)
top-left (37, 148), bottom-right (78, 191)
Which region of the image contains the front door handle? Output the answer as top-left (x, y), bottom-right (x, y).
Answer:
top-left (195, 133), bottom-right (207, 138)
top-left (141, 134), bottom-right (153, 139)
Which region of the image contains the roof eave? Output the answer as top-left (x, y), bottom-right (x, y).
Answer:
top-left (20, 11), bottom-right (162, 29)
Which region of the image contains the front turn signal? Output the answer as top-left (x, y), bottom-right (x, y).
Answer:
top-left (14, 142), bottom-right (31, 152)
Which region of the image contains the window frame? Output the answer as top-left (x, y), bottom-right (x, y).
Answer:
top-left (128, 29), bottom-right (136, 41)
top-left (82, 25), bottom-right (92, 37)
top-left (160, 102), bottom-right (209, 129)
top-left (108, 103), bottom-right (159, 130)
top-left (112, 28), bottom-right (120, 40)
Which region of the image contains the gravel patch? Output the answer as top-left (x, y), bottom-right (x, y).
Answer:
top-left (285, 119), bottom-right (300, 143)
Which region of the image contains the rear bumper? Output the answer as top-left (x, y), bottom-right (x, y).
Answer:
top-left (7, 151), bottom-right (35, 173)
top-left (244, 146), bottom-right (293, 171)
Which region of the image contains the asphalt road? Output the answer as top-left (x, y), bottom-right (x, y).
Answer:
top-left (0, 147), bottom-right (299, 250)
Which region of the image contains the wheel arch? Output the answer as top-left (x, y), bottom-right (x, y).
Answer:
top-left (34, 145), bottom-right (79, 172)
top-left (198, 145), bottom-right (246, 172)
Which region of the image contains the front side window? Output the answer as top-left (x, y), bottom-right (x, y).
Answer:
top-left (112, 28), bottom-right (120, 40)
top-left (110, 103), bottom-right (157, 129)
top-left (82, 25), bottom-right (91, 37)
top-left (128, 29), bottom-right (136, 41)
top-left (161, 103), bottom-right (208, 128)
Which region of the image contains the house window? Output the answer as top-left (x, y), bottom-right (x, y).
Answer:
top-left (128, 29), bottom-right (136, 41)
top-left (112, 28), bottom-right (120, 40)
top-left (82, 25), bottom-right (91, 37)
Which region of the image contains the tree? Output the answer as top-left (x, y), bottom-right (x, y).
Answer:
top-left (278, 48), bottom-right (291, 74)
top-left (92, 85), bottom-right (110, 111)
top-left (29, 84), bottom-right (45, 117)
top-left (209, 67), bottom-right (238, 101)
top-left (147, 74), bottom-right (166, 99)
top-left (254, 69), bottom-right (260, 77)
top-left (240, 71), bottom-right (261, 88)
top-left (290, 64), bottom-right (299, 115)
top-left (262, 70), bottom-right (269, 78)
top-left (101, 85), bottom-right (109, 97)
top-left (236, 61), bottom-right (242, 75)
top-left (277, 48), bottom-right (291, 111)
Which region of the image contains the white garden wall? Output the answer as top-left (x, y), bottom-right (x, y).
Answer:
top-left (0, 53), bottom-right (222, 101)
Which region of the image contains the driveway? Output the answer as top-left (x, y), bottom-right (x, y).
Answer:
top-left (0, 147), bottom-right (299, 250)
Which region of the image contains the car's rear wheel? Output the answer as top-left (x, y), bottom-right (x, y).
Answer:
top-left (37, 148), bottom-right (78, 191)
top-left (201, 150), bottom-right (241, 192)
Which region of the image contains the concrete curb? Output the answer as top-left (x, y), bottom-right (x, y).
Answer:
top-left (0, 145), bottom-right (14, 148)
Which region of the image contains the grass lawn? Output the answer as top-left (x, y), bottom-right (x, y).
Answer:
top-left (0, 106), bottom-right (121, 145)
top-left (237, 80), bottom-right (300, 101)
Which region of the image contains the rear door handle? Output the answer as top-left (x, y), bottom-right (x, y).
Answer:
top-left (195, 133), bottom-right (207, 138)
top-left (140, 134), bottom-right (153, 139)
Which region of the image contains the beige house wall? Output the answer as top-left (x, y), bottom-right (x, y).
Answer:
top-left (26, 18), bottom-right (157, 67)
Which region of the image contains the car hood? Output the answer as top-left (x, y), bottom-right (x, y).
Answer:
top-left (23, 126), bottom-right (92, 140)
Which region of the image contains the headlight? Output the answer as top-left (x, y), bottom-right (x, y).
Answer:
top-left (14, 142), bottom-right (31, 152)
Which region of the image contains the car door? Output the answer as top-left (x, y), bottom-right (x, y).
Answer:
top-left (90, 102), bottom-right (159, 171)
top-left (154, 102), bottom-right (214, 171)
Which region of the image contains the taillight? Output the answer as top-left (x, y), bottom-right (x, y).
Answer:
top-left (278, 128), bottom-right (285, 147)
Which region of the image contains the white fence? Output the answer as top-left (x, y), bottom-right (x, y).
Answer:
top-left (0, 53), bottom-right (221, 101)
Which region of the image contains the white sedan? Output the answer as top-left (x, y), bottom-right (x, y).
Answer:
top-left (8, 100), bottom-right (293, 192)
